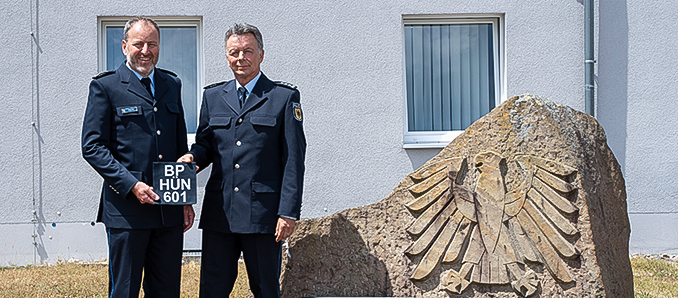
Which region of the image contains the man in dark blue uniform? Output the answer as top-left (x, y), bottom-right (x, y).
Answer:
top-left (82, 16), bottom-right (194, 298)
top-left (178, 23), bottom-right (306, 298)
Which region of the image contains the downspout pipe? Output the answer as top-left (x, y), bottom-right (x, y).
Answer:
top-left (585, 0), bottom-right (595, 116)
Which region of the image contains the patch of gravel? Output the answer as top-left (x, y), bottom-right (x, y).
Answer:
top-left (631, 253), bottom-right (678, 264)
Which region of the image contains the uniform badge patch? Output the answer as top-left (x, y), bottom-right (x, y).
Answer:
top-left (121, 106), bottom-right (139, 114)
top-left (117, 106), bottom-right (142, 116)
top-left (293, 103), bottom-right (303, 122)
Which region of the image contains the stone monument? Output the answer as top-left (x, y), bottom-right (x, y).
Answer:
top-left (280, 94), bottom-right (632, 297)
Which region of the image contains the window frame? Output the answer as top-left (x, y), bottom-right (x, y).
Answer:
top-left (402, 14), bottom-right (505, 149)
top-left (97, 16), bottom-right (204, 144)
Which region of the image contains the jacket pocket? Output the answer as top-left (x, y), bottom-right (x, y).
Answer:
top-left (251, 181), bottom-right (280, 224)
top-left (166, 103), bottom-right (180, 114)
top-left (250, 116), bottom-right (276, 127)
top-left (209, 116), bottom-right (231, 128)
top-left (105, 171), bottom-right (144, 216)
top-left (252, 181), bottom-right (280, 193)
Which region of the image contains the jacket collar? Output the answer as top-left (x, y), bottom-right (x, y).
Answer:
top-left (118, 61), bottom-right (168, 104)
top-left (221, 73), bottom-right (274, 115)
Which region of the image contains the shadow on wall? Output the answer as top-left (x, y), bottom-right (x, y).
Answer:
top-left (280, 213), bottom-right (391, 297)
top-left (597, 0), bottom-right (628, 173)
top-left (579, 8), bottom-right (635, 292)
top-left (31, 0), bottom-right (49, 265)
top-left (406, 148), bottom-right (442, 171)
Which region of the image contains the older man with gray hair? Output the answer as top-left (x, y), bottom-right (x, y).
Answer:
top-left (178, 23), bottom-right (306, 297)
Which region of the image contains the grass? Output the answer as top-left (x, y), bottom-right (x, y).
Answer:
top-left (0, 260), bottom-right (249, 298)
top-left (0, 256), bottom-right (676, 297)
top-left (631, 255), bottom-right (678, 298)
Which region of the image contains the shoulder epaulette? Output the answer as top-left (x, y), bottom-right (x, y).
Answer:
top-left (157, 68), bottom-right (178, 77)
top-left (274, 81), bottom-right (297, 90)
top-left (204, 81), bottom-right (228, 89)
top-left (92, 70), bottom-right (115, 79)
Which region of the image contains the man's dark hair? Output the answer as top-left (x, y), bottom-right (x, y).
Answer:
top-left (225, 23), bottom-right (264, 52)
top-left (123, 16), bottom-right (160, 41)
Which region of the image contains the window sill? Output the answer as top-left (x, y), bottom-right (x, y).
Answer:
top-left (403, 142), bottom-right (450, 149)
top-left (403, 130), bottom-right (462, 149)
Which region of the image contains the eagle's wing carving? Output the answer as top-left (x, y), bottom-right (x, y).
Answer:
top-left (506, 155), bottom-right (579, 283)
top-left (405, 152), bottom-right (578, 297)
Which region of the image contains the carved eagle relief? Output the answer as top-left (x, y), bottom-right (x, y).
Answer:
top-left (405, 152), bottom-right (579, 296)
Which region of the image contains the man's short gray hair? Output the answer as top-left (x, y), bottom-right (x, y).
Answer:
top-left (225, 23), bottom-right (264, 52)
top-left (124, 16), bottom-right (160, 41)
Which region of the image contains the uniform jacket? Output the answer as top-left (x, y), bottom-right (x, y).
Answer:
top-left (82, 62), bottom-right (188, 229)
top-left (190, 73), bottom-right (306, 234)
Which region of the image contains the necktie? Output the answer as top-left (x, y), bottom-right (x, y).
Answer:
top-left (238, 87), bottom-right (247, 109)
top-left (141, 77), bottom-right (153, 98)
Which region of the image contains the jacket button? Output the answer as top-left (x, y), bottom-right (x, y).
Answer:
top-left (153, 107), bottom-right (158, 112)
top-left (237, 118), bottom-right (243, 124)
top-left (234, 187), bottom-right (240, 193)
top-left (234, 164), bottom-right (240, 169)
top-left (236, 140), bottom-right (242, 146)
top-left (158, 154), bottom-right (163, 160)
top-left (157, 130), bottom-right (161, 135)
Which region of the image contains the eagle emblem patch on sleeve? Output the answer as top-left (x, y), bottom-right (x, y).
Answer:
top-left (293, 103), bottom-right (303, 122)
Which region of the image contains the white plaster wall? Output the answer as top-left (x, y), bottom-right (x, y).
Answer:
top-left (1, 1), bottom-right (35, 228)
top-left (0, 223), bottom-right (107, 266)
top-left (597, 1), bottom-right (678, 254)
top-left (1, 0), bottom-right (621, 266)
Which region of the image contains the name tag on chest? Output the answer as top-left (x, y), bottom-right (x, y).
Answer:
top-left (153, 162), bottom-right (197, 205)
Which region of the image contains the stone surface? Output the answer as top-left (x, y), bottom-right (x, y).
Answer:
top-left (280, 94), bottom-right (632, 297)
top-left (405, 152), bottom-right (579, 296)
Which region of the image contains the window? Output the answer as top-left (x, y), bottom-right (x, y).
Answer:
top-left (403, 15), bottom-right (503, 148)
top-left (98, 17), bottom-right (203, 140)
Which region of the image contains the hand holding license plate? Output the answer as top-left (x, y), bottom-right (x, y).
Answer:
top-left (153, 162), bottom-right (197, 205)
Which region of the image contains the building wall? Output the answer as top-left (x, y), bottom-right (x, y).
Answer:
top-left (1, 0), bottom-right (671, 266)
top-left (598, 1), bottom-right (678, 254)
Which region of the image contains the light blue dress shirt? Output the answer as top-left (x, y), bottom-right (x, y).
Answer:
top-left (235, 72), bottom-right (262, 103)
top-left (126, 63), bottom-right (156, 97)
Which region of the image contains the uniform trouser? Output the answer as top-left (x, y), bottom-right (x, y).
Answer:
top-left (107, 225), bottom-right (183, 298)
top-left (199, 230), bottom-right (282, 298)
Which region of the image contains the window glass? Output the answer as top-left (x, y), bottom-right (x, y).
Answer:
top-left (403, 17), bottom-right (501, 147)
top-left (106, 27), bottom-right (124, 71)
